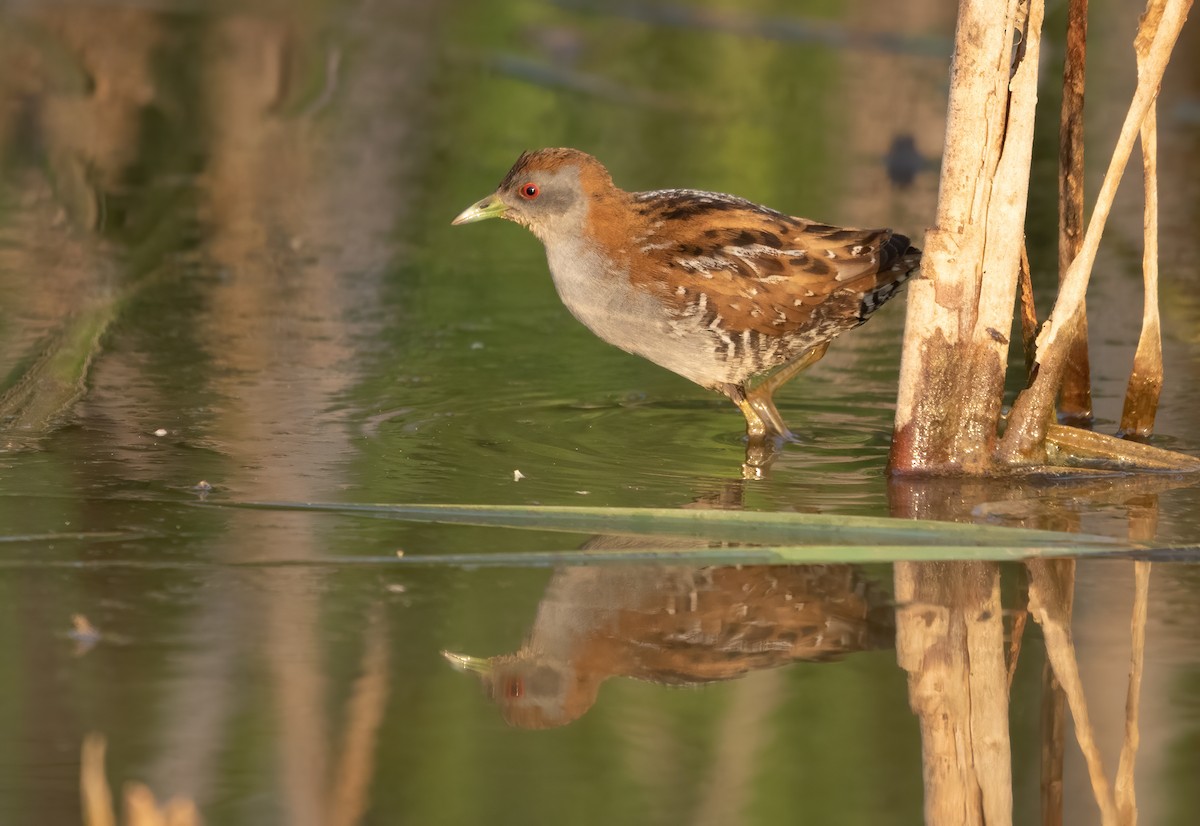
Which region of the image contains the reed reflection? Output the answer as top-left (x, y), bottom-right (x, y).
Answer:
top-left (885, 474), bottom-right (1167, 826)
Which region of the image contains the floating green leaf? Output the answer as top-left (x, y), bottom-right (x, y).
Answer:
top-left (224, 501), bottom-right (1130, 555)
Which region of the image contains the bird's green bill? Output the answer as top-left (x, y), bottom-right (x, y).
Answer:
top-left (442, 650), bottom-right (492, 674)
top-left (451, 195), bottom-right (507, 225)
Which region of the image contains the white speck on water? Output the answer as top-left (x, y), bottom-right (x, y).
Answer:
top-left (513, 469), bottom-right (525, 481)
top-left (154, 428), bottom-right (167, 437)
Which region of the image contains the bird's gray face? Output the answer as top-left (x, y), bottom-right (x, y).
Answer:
top-left (442, 649), bottom-right (598, 729)
top-left (485, 661), bottom-right (567, 709)
top-left (452, 165), bottom-right (585, 242)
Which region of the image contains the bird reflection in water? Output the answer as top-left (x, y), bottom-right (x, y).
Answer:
top-left (443, 556), bottom-right (894, 729)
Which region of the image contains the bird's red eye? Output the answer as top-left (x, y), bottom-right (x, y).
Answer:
top-left (506, 678), bottom-right (524, 699)
top-left (520, 183), bottom-right (539, 200)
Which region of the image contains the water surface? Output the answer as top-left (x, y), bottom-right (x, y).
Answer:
top-left (2, 1), bottom-right (1200, 824)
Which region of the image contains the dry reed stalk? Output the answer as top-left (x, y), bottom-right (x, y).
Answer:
top-left (1043, 422), bottom-right (1200, 470)
top-left (1117, 105), bottom-right (1162, 439)
top-left (998, 0), bottom-right (1192, 465)
top-left (891, 0), bottom-right (1041, 473)
top-left (1018, 241), bottom-right (1039, 381)
top-left (1120, 1), bottom-right (1169, 438)
top-left (1058, 0), bottom-right (1093, 423)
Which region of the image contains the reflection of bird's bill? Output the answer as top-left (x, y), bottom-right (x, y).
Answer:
top-left (442, 650), bottom-right (492, 675)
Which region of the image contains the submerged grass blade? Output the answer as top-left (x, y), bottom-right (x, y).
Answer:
top-left (224, 501), bottom-right (1127, 549)
top-left (0, 543), bottom-right (1151, 571)
top-left (385, 543), bottom-right (1126, 566)
top-left (0, 299), bottom-right (117, 438)
top-left (0, 531), bottom-right (142, 543)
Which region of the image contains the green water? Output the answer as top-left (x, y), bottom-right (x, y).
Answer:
top-left (2, 1), bottom-right (1200, 824)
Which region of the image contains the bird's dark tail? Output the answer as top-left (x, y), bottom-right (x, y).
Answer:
top-left (857, 233), bottom-right (921, 321)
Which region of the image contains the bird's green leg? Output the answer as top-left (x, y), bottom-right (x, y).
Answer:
top-left (745, 342), bottom-right (831, 441)
top-left (724, 384), bottom-right (769, 439)
top-left (734, 396), bottom-right (769, 439)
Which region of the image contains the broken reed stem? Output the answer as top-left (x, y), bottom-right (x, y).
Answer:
top-left (1058, 0), bottom-right (1093, 423)
top-left (1119, 0), bottom-right (1167, 438)
top-left (891, 0), bottom-right (1040, 474)
top-left (976, 0), bottom-right (1043, 356)
top-left (1018, 241), bottom-right (1039, 382)
top-left (1044, 422), bottom-right (1200, 470)
top-left (997, 0), bottom-right (1192, 465)
top-left (1117, 106), bottom-right (1162, 438)
top-left (1115, 560), bottom-right (1150, 824)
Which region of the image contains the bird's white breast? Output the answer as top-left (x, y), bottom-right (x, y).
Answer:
top-left (543, 237), bottom-right (723, 387)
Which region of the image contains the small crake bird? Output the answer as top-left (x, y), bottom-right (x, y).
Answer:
top-left (453, 148), bottom-right (920, 441)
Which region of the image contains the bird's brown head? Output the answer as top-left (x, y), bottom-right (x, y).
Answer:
top-left (452, 148), bottom-right (616, 242)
